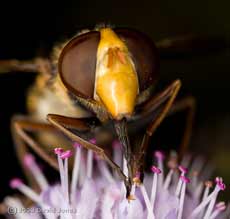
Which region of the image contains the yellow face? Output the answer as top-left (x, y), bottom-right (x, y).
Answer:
top-left (94, 28), bottom-right (139, 120)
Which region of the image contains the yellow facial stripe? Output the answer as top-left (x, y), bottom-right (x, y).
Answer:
top-left (94, 28), bottom-right (139, 119)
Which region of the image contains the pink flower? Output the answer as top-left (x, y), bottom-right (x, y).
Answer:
top-left (3, 141), bottom-right (230, 219)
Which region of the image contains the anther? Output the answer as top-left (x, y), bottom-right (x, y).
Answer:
top-left (60, 150), bottom-right (73, 159)
top-left (151, 166), bottom-right (162, 174)
top-left (73, 142), bottom-right (81, 148)
top-left (10, 178), bottom-right (23, 189)
top-left (54, 147), bottom-right (64, 155)
top-left (154, 151), bottom-right (165, 160)
top-left (205, 180), bottom-right (213, 188)
top-left (180, 176), bottom-right (190, 184)
top-left (178, 165), bottom-right (188, 174)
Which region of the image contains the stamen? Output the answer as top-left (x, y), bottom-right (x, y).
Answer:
top-left (140, 184), bottom-right (155, 219)
top-left (178, 165), bottom-right (188, 174)
top-left (177, 176), bottom-right (190, 219)
top-left (10, 178), bottom-right (42, 204)
top-left (7, 142), bottom-right (230, 219)
top-left (190, 156), bottom-right (204, 177)
top-left (150, 166), bottom-right (161, 209)
top-left (60, 150), bottom-right (72, 203)
top-left (73, 142), bottom-right (81, 148)
top-left (180, 175), bottom-right (190, 184)
top-left (215, 177), bottom-right (222, 184)
top-left (204, 180), bottom-right (226, 219)
top-left (60, 150), bottom-right (72, 159)
top-left (79, 155), bottom-right (86, 187)
top-left (109, 187), bottom-right (121, 201)
top-left (180, 154), bottom-right (192, 168)
top-left (87, 139), bottom-right (96, 178)
top-left (164, 152), bottom-right (178, 190)
top-left (64, 156), bottom-right (70, 203)
top-left (54, 147), bottom-right (65, 195)
top-left (97, 156), bottom-right (115, 183)
top-left (217, 181), bottom-right (226, 191)
top-left (191, 170), bottom-right (199, 188)
top-left (210, 202), bottom-right (226, 219)
top-left (203, 181), bottom-right (213, 201)
top-left (175, 165), bottom-right (188, 196)
top-left (127, 173), bottom-right (140, 217)
top-left (71, 143), bottom-right (82, 204)
top-left (194, 182), bottom-right (203, 200)
top-left (201, 180), bottom-right (213, 213)
top-left (154, 150), bottom-right (165, 160)
top-left (154, 151), bottom-right (165, 186)
top-left (168, 151), bottom-right (178, 168)
top-left (10, 178), bottom-right (23, 189)
top-left (10, 179), bottom-right (55, 219)
top-left (23, 154), bottom-right (49, 191)
top-left (189, 179), bottom-right (225, 218)
top-left (151, 166), bottom-right (162, 174)
top-left (216, 201), bottom-right (225, 208)
top-left (54, 147), bottom-right (64, 155)
top-left (163, 169), bottom-right (174, 190)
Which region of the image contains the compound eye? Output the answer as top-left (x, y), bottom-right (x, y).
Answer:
top-left (58, 31), bottom-right (100, 99)
top-left (115, 28), bottom-right (159, 91)
top-left (58, 28), bottom-right (159, 100)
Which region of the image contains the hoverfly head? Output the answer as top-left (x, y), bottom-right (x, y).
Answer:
top-left (58, 27), bottom-right (159, 120)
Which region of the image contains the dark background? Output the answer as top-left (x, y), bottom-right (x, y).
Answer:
top-left (0, 0), bottom-right (229, 201)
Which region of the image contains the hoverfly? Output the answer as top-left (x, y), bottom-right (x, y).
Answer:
top-left (1, 26), bottom-right (225, 198)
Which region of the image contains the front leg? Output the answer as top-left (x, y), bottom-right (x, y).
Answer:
top-left (168, 96), bottom-right (196, 157)
top-left (46, 114), bottom-right (131, 196)
top-left (135, 80), bottom-right (181, 176)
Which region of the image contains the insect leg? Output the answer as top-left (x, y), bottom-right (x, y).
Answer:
top-left (11, 115), bottom-right (65, 167)
top-left (11, 114), bottom-right (98, 188)
top-left (46, 114), bottom-right (130, 193)
top-left (11, 115), bottom-right (64, 189)
top-left (135, 80), bottom-right (181, 174)
top-left (168, 96), bottom-right (196, 157)
top-left (144, 80), bottom-right (181, 135)
top-left (0, 58), bottom-right (52, 74)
